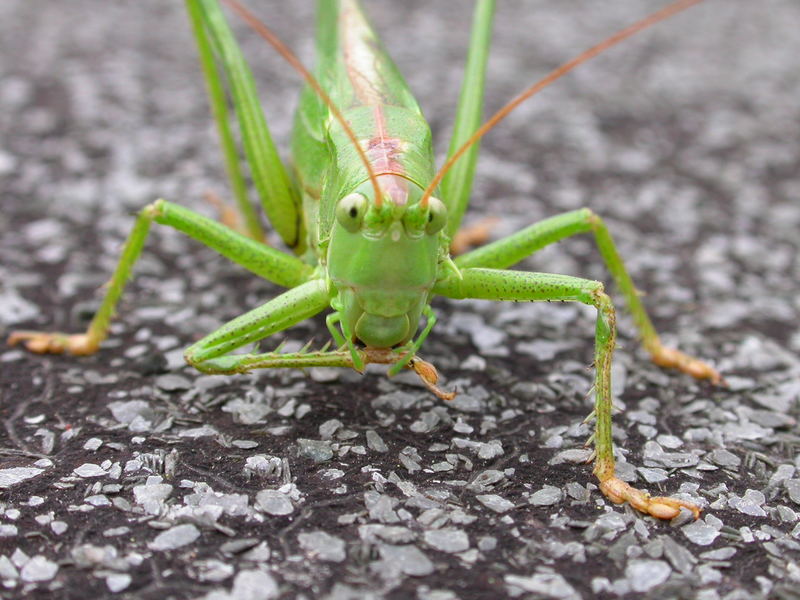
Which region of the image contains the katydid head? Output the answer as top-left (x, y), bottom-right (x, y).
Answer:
top-left (327, 178), bottom-right (446, 349)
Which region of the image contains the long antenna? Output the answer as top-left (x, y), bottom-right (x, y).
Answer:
top-left (421, 0), bottom-right (705, 206)
top-left (222, 0), bottom-right (383, 207)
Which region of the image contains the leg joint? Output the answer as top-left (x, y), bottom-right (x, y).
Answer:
top-left (141, 198), bottom-right (167, 220)
top-left (582, 207), bottom-right (603, 229)
top-left (183, 347), bottom-right (199, 368)
top-left (591, 286), bottom-right (614, 314)
top-left (590, 283), bottom-right (608, 304)
top-left (590, 286), bottom-right (617, 339)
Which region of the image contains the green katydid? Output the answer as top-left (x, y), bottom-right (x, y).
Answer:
top-left (8, 0), bottom-right (723, 520)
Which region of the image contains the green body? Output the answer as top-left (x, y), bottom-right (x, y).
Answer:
top-left (13, 0), bottom-right (717, 519)
top-left (292, 0), bottom-right (442, 349)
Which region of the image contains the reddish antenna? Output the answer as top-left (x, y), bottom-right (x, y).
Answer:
top-left (222, 0), bottom-right (383, 208)
top-left (420, 0), bottom-right (705, 207)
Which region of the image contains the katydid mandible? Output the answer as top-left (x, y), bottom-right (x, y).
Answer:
top-left (8, 0), bottom-right (722, 520)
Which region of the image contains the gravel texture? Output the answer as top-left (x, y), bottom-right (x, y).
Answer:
top-left (1, 1), bottom-right (799, 599)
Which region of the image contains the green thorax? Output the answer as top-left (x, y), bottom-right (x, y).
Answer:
top-left (291, 0), bottom-right (436, 254)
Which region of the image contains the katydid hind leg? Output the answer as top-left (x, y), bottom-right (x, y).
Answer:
top-left (193, 0), bottom-right (305, 254)
top-left (186, 0), bottom-right (264, 243)
top-left (434, 267), bottom-right (701, 520)
top-left (454, 208), bottom-right (722, 384)
top-left (441, 0), bottom-right (495, 239)
top-left (8, 199), bottom-right (313, 356)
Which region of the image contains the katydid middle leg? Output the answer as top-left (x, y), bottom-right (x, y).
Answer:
top-left (434, 268), bottom-right (701, 519)
top-left (454, 208), bottom-right (722, 383)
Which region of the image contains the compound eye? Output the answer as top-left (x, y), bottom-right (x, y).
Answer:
top-left (335, 193), bottom-right (368, 232)
top-left (425, 196), bottom-right (447, 234)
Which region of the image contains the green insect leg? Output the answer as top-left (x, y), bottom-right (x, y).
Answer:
top-left (434, 268), bottom-right (701, 520)
top-left (185, 298), bottom-right (453, 400)
top-left (325, 313), bottom-right (346, 348)
top-left (183, 278), bottom-right (336, 373)
top-left (454, 208), bottom-right (722, 384)
top-left (441, 0), bottom-right (495, 239)
top-left (194, 0), bottom-right (305, 254)
top-left (387, 306), bottom-right (437, 376)
top-left (8, 199), bottom-right (314, 356)
top-left (185, 0), bottom-right (263, 242)
top-left (184, 293), bottom-right (428, 379)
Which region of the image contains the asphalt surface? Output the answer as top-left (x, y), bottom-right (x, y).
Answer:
top-left (1, 1), bottom-right (799, 599)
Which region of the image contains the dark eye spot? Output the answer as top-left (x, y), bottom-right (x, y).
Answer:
top-left (428, 212), bottom-right (433, 222)
top-left (349, 207), bottom-right (358, 218)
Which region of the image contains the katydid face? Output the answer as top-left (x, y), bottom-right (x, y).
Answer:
top-left (327, 178), bottom-right (446, 348)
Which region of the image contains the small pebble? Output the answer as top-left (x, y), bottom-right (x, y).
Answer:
top-left (298, 531), bottom-right (346, 562)
top-left (785, 480), bottom-right (800, 505)
top-left (626, 559), bottom-right (671, 593)
top-left (505, 573), bottom-right (580, 599)
top-left (319, 419), bottom-right (343, 440)
top-left (529, 485), bottom-right (563, 506)
top-left (220, 538), bottom-right (260, 556)
top-left (0, 555), bottom-right (18, 580)
top-left (700, 547), bottom-right (737, 560)
top-left (709, 449), bottom-right (741, 468)
top-left (0, 467), bottom-right (44, 488)
top-left (475, 494), bottom-right (515, 513)
top-left (376, 544), bottom-right (434, 576)
top-left (20, 556), bottom-right (58, 582)
top-left (51, 521), bottom-right (68, 535)
top-left (424, 529), bottom-right (470, 553)
top-left (148, 524), bottom-right (201, 551)
top-left (193, 559), bottom-right (235, 582)
top-left (477, 440), bottom-right (504, 460)
top-left (73, 463), bottom-right (107, 478)
top-left (637, 467), bottom-right (669, 483)
top-left (683, 520), bottom-right (721, 546)
top-left (106, 573), bottom-right (132, 593)
top-left (256, 490), bottom-right (294, 516)
top-left (155, 374), bottom-right (192, 391)
top-left (366, 430), bottom-right (388, 453)
top-left (296, 439), bottom-right (334, 463)
top-left (227, 569), bottom-right (279, 600)
top-left (83, 438), bottom-right (103, 451)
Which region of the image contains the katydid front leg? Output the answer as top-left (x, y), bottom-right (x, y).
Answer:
top-left (435, 268), bottom-right (701, 520)
top-left (8, 199), bottom-right (314, 355)
top-left (455, 208), bottom-right (722, 384)
top-left (183, 291), bottom-right (453, 399)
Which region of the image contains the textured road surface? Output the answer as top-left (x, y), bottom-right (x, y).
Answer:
top-left (1, 1), bottom-right (799, 599)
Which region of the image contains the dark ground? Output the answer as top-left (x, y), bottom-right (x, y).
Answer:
top-left (1, 1), bottom-right (799, 599)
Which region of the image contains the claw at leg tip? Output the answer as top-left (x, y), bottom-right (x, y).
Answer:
top-left (651, 345), bottom-right (724, 387)
top-left (7, 331), bottom-right (98, 356)
top-left (410, 358), bottom-right (456, 401)
top-left (599, 477), bottom-right (701, 520)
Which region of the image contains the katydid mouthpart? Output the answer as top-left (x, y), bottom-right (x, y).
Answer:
top-left (8, 0), bottom-right (724, 520)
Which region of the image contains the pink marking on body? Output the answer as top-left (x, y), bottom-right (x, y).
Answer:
top-left (367, 106), bottom-right (407, 205)
top-left (340, 2), bottom-right (382, 107)
top-left (338, 5), bottom-right (408, 205)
